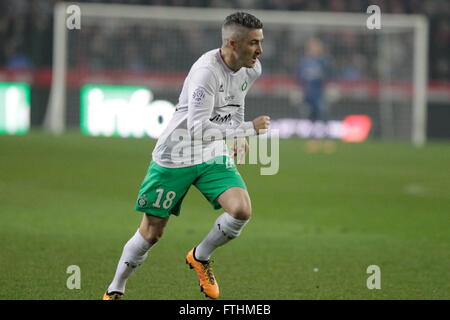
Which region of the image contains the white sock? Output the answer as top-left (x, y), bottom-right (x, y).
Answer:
top-left (107, 229), bottom-right (153, 294)
top-left (195, 212), bottom-right (249, 261)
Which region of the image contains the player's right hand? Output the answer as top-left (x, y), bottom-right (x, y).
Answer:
top-left (252, 115), bottom-right (270, 134)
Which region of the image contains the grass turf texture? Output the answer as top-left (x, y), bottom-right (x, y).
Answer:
top-left (0, 131), bottom-right (449, 300)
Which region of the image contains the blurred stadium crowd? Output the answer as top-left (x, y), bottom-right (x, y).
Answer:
top-left (0, 0), bottom-right (448, 81)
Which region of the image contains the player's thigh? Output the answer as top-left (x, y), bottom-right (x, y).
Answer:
top-left (194, 156), bottom-right (250, 218)
top-left (135, 161), bottom-right (196, 218)
top-left (217, 187), bottom-right (252, 220)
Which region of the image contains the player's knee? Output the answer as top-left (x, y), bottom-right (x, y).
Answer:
top-left (145, 233), bottom-right (163, 245)
top-left (229, 205), bottom-right (252, 221)
top-left (140, 228), bottom-right (164, 245)
top-left (139, 214), bottom-right (169, 245)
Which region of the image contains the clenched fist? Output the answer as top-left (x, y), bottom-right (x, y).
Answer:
top-left (252, 115), bottom-right (270, 134)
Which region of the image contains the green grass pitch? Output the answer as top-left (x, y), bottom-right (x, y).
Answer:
top-left (0, 131), bottom-right (449, 300)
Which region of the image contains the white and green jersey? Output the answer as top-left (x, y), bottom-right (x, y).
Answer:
top-left (152, 48), bottom-right (261, 168)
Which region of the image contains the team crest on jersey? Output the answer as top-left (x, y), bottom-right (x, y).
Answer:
top-left (192, 87), bottom-right (206, 102)
top-left (241, 81), bottom-right (247, 91)
top-left (219, 84), bottom-right (224, 92)
top-left (138, 194), bottom-right (148, 208)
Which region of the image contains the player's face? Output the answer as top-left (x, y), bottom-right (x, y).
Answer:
top-left (235, 28), bottom-right (264, 68)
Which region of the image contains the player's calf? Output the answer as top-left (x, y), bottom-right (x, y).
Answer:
top-left (104, 215), bottom-right (168, 297)
top-left (195, 212), bottom-right (250, 261)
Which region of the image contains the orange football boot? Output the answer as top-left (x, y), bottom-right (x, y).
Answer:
top-left (185, 248), bottom-right (219, 299)
top-left (102, 291), bottom-right (123, 300)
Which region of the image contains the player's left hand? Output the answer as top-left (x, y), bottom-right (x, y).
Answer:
top-left (233, 137), bottom-right (248, 165)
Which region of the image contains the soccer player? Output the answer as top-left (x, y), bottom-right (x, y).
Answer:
top-left (296, 38), bottom-right (335, 153)
top-left (103, 12), bottom-right (269, 300)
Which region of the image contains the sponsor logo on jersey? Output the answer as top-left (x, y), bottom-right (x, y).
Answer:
top-left (219, 84), bottom-right (224, 92)
top-left (209, 113), bottom-right (232, 123)
top-left (241, 81), bottom-right (247, 91)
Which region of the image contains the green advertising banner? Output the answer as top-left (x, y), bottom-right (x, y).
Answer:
top-left (0, 83), bottom-right (30, 135)
top-left (80, 84), bottom-right (175, 139)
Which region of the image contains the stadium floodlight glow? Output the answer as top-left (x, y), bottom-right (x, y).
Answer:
top-left (80, 84), bottom-right (175, 138)
top-left (0, 83), bottom-right (30, 135)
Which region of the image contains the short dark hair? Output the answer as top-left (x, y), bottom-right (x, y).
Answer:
top-left (223, 12), bottom-right (263, 30)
